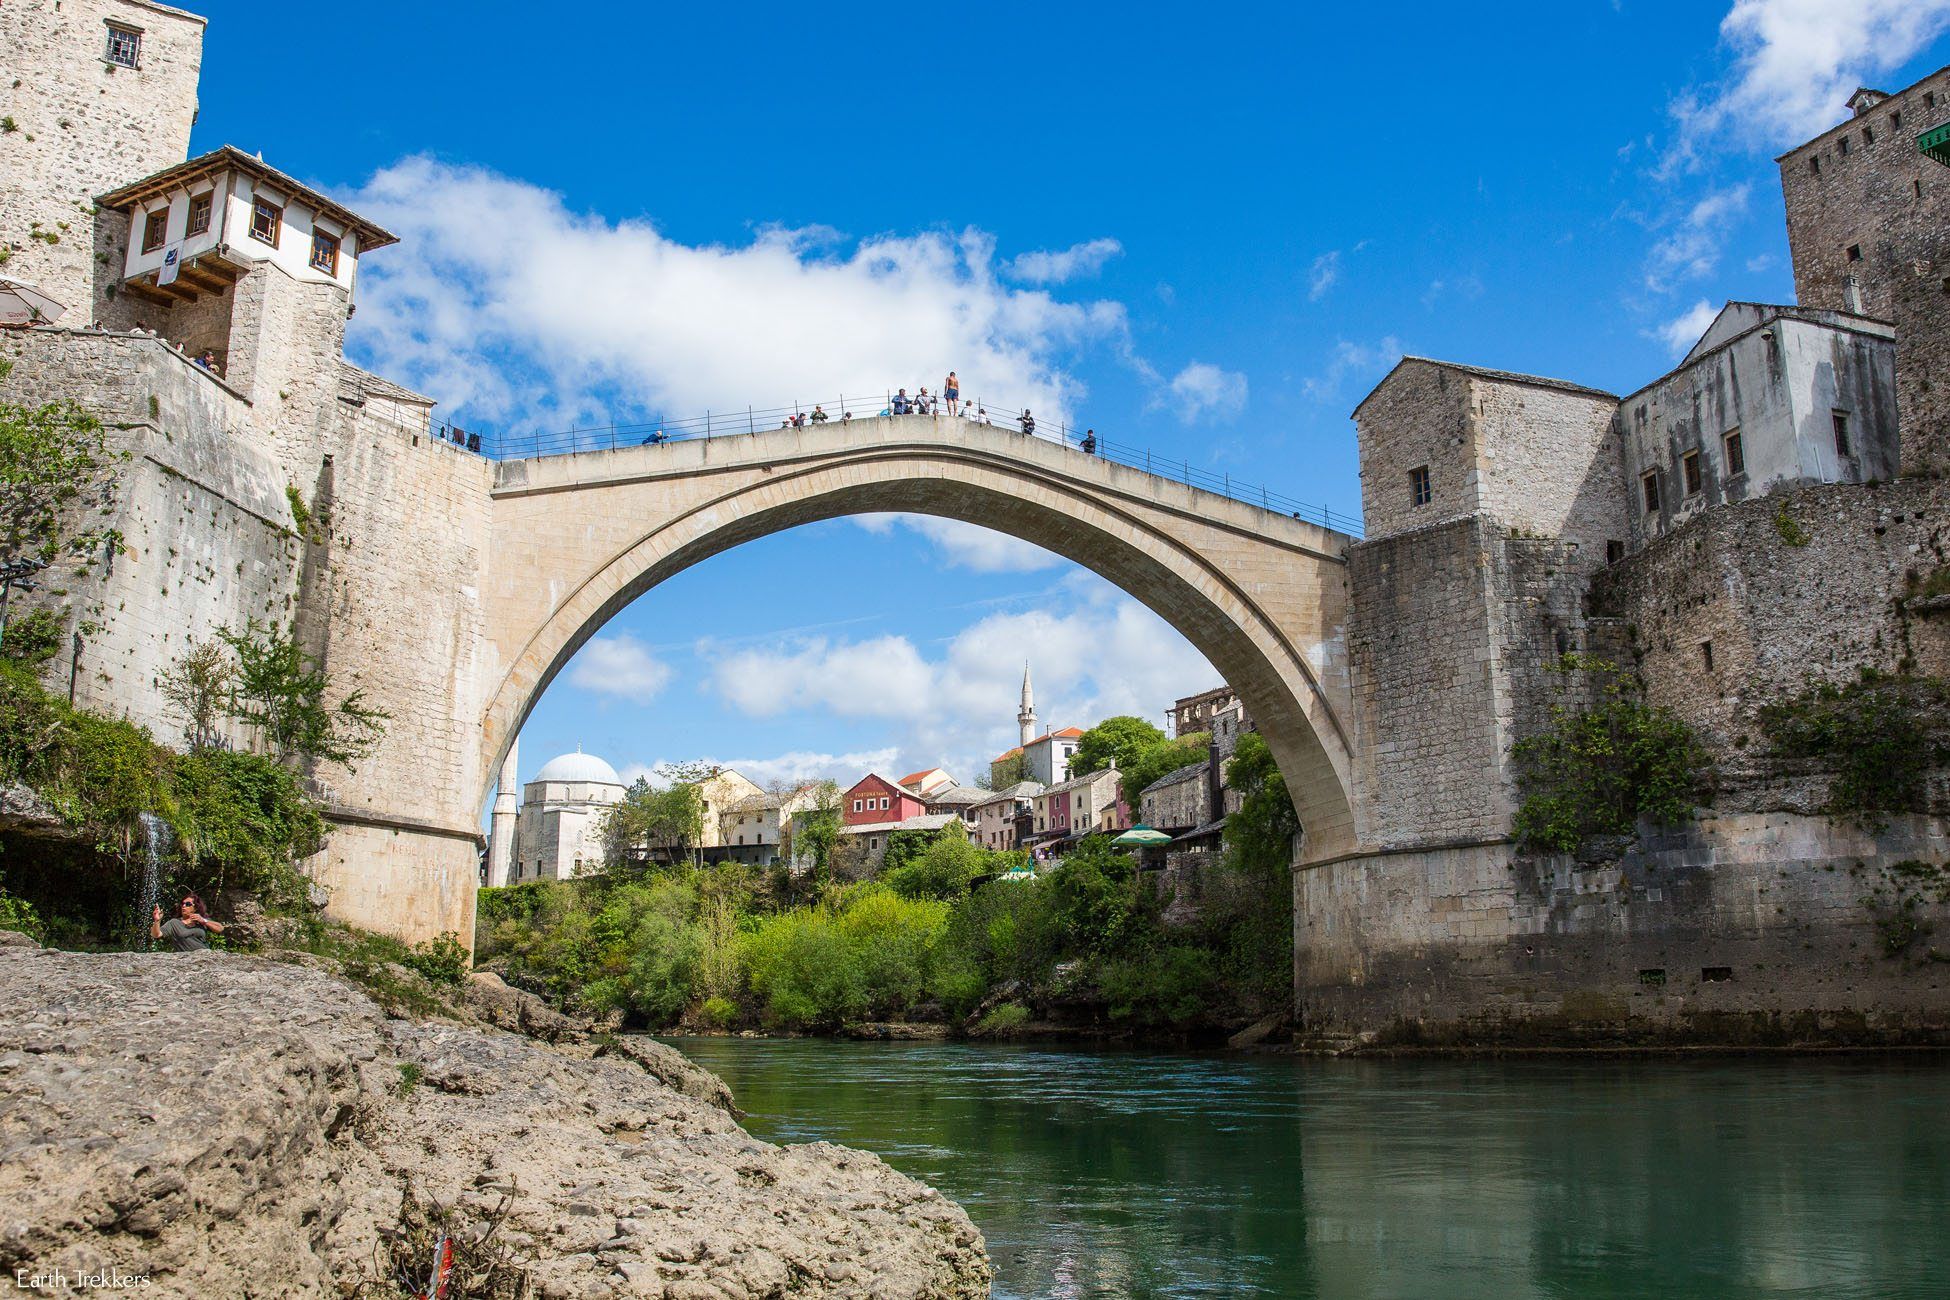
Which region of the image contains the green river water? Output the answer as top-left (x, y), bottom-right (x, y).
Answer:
top-left (668, 1037), bottom-right (1950, 1299)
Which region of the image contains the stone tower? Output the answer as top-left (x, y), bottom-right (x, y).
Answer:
top-left (1777, 68), bottom-right (1950, 474)
top-left (0, 0), bottom-right (206, 327)
top-left (1018, 662), bottom-right (1037, 746)
top-left (488, 738), bottom-right (519, 887)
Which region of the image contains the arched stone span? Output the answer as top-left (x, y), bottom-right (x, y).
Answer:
top-left (479, 416), bottom-right (1361, 859)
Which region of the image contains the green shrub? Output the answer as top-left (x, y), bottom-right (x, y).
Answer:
top-left (1098, 942), bottom-right (1218, 1026)
top-left (834, 886), bottom-right (947, 1017)
top-left (402, 932), bottom-right (469, 985)
top-left (973, 1001), bottom-right (1032, 1037)
top-left (1760, 672), bottom-right (1950, 823)
top-left (741, 906), bottom-right (867, 1029)
top-left (0, 872), bottom-right (43, 941)
top-left (0, 607), bottom-right (65, 668)
top-left (699, 995), bottom-right (739, 1028)
top-left (1512, 655), bottom-right (1709, 853)
top-left (882, 831), bottom-right (986, 901)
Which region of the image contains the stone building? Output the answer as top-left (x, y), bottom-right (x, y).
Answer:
top-left (1777, 71), bottom-right (1950, 474)
top-left (1169, 685), bottom-right (1237, 738)
top-left (508, 751), bottom-right (625, 884)
top-left (969, 781), bottom-right (1042, 851)
top-left (1029, 766), bottom-right (1127, 849)
top-left (1, 1), bottom-right (487, 945)
top-left (716, 783), bottom-right (821, 867)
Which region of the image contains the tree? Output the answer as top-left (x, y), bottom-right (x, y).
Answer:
top-left (988, 750), bottom-right (1028, 788)
top-left (158, 637), bottom-right (235, 751)
top-left (1073, 715), bottom-right (1167, 777)
top-left (1118, 731), bottom-right (1210, 811)
top-left (603, 778), bottom-right (707, 868)
top-left (1223, 731), bottom-right (1298, 877)
top-left (0, 363), bottom-right (126, 565)
top-left (217, 619), bottom-right (387, 767)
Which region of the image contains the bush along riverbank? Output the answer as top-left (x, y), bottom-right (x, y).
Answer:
top-left (478, 742), bottom-right (1299, 1045)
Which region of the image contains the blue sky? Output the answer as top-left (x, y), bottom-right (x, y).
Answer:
top-left (189, 0), bottom-right (1950, 795)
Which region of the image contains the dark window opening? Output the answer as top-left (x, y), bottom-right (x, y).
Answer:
top-left (1847, 243), bottom-right (1862, 262)
top-left (1409, 464), bottom-right (1432, 508)
top-left (309, 229), bottom-right (340, 276)
top-left (1929, 92), bottom-right (1939, 110)
top-left (104, 24), bottom-right (141, 68)
top-left (186, 192), bottom-right (211, 236)
top-left (1839, 135), bottom-right (1850, 155)
top-left (1893, 112), bottom-right (1903, 129)
top-left (1701, 966), bottom-right (1734, 983)
top-left (140, 210), bottom-right (166, 253)
top-left (249, 197), bottom-right (282, 247)
top-left (1638, 969), bottom-right (1667, 987)
top-left (1863, 126), bottom-right (1875, 145)
top-left (1809, 155), bottom-right (1821, 175)
top-left (1606, 539), bottom-right (1625, 565)
top-left (1640, 470), bottom-right (1661, 515)
top-left (1833, 410), bottom-right (1852, 458)
top-left (1701, 640), bottom-right (1714, 672)
top-left (1683, 449), bottom-right (1702, 496)
top-left (1723, 429), bottom-right (1745, 477)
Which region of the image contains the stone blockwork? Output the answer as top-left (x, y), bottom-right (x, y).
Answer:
top-left (1590, 477), bottom-right (1950, 797)
top-left (1297, 813), bottom-right (1950, 1046)
top-left (0, 0), bottom-right (203, 326)
top-left (1779, 69), bottom-right (1950, 474)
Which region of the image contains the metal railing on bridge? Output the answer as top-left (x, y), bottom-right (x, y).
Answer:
top-left (406, 393), bottom-right (1364, 537)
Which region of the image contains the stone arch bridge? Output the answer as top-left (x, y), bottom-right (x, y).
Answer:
top-left (478, 415), bottom-right (1358, 860)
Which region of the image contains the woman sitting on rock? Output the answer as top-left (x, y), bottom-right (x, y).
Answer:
top-left (152, 894), bottom-right (224, 952)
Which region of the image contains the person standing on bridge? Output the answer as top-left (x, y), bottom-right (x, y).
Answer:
top-left (810, 405), bottom-right (828, 423)
top-left (893, 389), bottom-right (911, 415)
top-left (1020, 409), bottom-right (1036, 436)
top-left (944, 372), bottom-right (960, 416)
top-left (1081, 429), bottom-right (1097, 455)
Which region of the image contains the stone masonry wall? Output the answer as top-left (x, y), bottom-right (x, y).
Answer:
top-left (1590, 477), bottom-right (1950, 801)
top-left (1471, 378), bottom-right (1628, 566)
top-left (1779, 70), bottom-right (1950, 474)
top-left (0, 0), bottom-right (203, 325)
top-left (1296, 813), bottom-right (1950, 1046)
top-left (1353, 361), bottom-right (1473, 541)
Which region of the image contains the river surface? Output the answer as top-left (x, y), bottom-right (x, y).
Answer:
top-left (668, 1036), bottom-right (1950, 1299)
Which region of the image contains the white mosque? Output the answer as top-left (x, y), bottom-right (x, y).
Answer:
top-left (488, 744), bottom-right (627, 886)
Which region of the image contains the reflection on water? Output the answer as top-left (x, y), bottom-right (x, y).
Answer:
top-left (667, 1037), bottom-right (1950, 1300)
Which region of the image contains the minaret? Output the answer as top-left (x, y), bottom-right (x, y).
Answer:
top-left (488, 738), bottom-right (520, 887)
top-left (1018, 662), bottom-right (1037, 746)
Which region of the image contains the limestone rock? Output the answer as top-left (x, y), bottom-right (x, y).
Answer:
top-left (593, 1033), bottom-right (740, 1116)
top-left (0, 948), bottom-right (992, 1299)
top-left (461, 969), bottom-right (593, 1044)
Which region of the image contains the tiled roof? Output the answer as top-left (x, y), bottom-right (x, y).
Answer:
top-left (1139, 760), bottom-right (1208, 797)
top-left (841, 813), bottom-right (962, 835)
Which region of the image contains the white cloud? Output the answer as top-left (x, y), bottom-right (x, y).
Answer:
top-left (1746, 253), bottom-right (1777, 272)
top-left (1307, 250), bottom-right (1342, 301)
top-left (1650, 298), bottom-right (1721, 357)
top-left (853, 514), bottom-right (1062, 573)
top-left (1421, 274), bottom-right (1485, 309)
top-left (1668, 0), bottom-right (1950, 168)
top-left (700, 581), bottom-right (1214, 780)
top-left (1160, 362), bottom-right (1249, 423)
top-left (1644, 183), bottom-right (1750, 291)
top-left (1301, 336), bottom-right (1404, 402)
top-left (346, 159), bottom-right (1141, 429)
top-left (565, 634), bottom-right (672, 700)
top-left (1006, 238), bottom-right (1124, 284)
top-left (623, 748), bottom-right (901, 790)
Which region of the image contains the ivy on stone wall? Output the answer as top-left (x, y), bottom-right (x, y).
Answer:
top-left (0, 360), bottom-right (127, 565)
top-left (1511, 654), bottom-right (1711, 854)
top-left (1759, 671), bottom-right (1950, 824)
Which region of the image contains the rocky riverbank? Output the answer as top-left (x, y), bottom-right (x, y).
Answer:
top-left (0, 933), bottom-right (991, 1299)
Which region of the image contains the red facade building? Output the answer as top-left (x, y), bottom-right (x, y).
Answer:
top-left (842, 773), bottom-right (928, 827)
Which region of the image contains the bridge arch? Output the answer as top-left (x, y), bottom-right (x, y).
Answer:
top-left (479, 416), bottom-right (1360, 859)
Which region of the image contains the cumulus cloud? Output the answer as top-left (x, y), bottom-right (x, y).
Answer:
top-left (1307, 250), bottom-right (1342, 301)
top-left (345, 159), bottom-right (1140, 430)
top-left (1650, 299), bottom-right (1722, 357)
top-left (1006, 237), bottom-right (1124, 284)
top-left (1667, 0), bottom-right (1950, 168)
top-left (623, 748), bottom-right (901, 790)
top-left (1301, 336), bottom-right (1404, 402)
top-left (1644, 184), bottom-right (1750, 292)
top-left (853, 514), bottom-right (1063, 573)
top-left (701, 580), bottom-right (1213, 779)
top-left (1159, 362), bottom-right (1249, 423)
top-left (565, 634), bottom-right (672, 700)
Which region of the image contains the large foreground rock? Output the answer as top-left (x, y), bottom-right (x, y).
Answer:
top-left (0, 944), bottom-right (990, 1298)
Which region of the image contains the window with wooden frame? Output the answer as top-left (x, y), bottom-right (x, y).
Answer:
top-left (1640, 470), bottom-right (1661, 515)
top-left (249, 196), bottom-right (282, 247)
top-left (1682, 449), bottom-right (1702, 496)
top-left (1722, 429), bottom-right (1745, 477)
top-left (141, 209), bottom-right (167, 253)
top-left (104, 23), bottom-right (141, 68)
top-left (309, 228), bottom-right (340, 276)
top-left (1409, 464), bottom-right (1432, 508)
top-left (186, 192), bottom-right (212, 236)
top-left (1832, 410), bottom-right (1852, 458)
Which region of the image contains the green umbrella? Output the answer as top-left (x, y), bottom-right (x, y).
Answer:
top-left (1112, 825), bottom-right (1172, 846)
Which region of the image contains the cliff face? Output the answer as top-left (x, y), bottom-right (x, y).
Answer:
top-left (0, 939), bottom-right (991, 1299)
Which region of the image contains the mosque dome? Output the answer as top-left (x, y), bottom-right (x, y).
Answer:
top-left (532, 749), bottom-right (624, 786)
